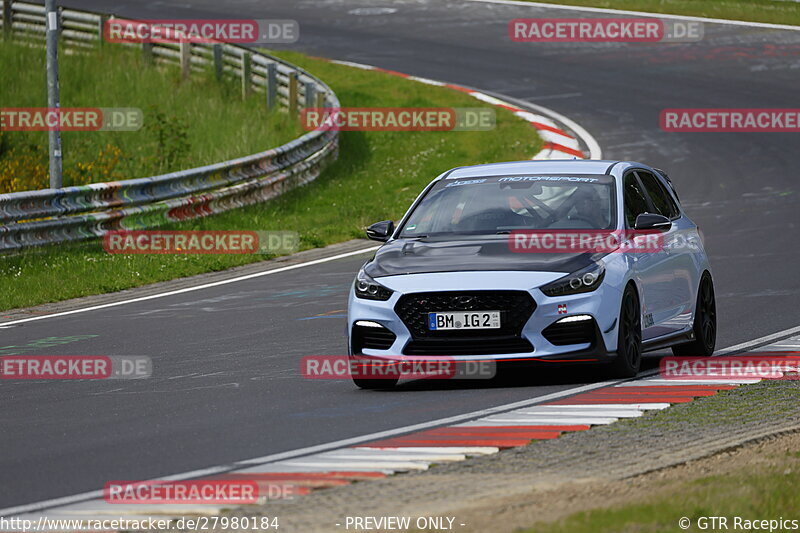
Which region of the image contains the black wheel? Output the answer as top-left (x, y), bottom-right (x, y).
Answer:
top-left (672, 273), bottom-right (716, 357)
top-left (609, 284), bottom-right (642, 377)
top-left (352, 377), bottom-right (398, 390)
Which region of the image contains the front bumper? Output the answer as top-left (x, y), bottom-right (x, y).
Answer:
top-left (347, 271), bottom-right (623, 363)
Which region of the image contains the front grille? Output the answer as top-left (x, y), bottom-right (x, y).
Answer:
top-left (542, 318), bottom-right (597, 346)
top-left (404, 337), bottom-right (533, 356)
top-left (395, 290), bottom-right (536, 355)
top-left (351, 324), bottom-right (397, 353)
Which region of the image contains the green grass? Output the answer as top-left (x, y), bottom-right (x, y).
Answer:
top-left (0, 40), bottom-right (301, 192)
top-left (524, 464), bottom-right (800, 533)
top-left (512, 0), bottom-right (800, 26)
top-left (0, 51), bottom-right (542, 311)
top-left (523, 380), bottom-right (800, 532)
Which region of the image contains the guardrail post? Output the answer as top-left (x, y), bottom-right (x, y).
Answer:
top-left (180, 41), bottom-right (191, 80)
top-left (241, 51), bottom-right (252, 98)
top-left (315, 91), bottom-right (326, 110)
top-left (288, 71), bottom-right (298, 115)
top-left (3, 0), bottom-right (13, 41)
top-left (97, 14), bottom-right (108, 46)
top-left (266, 62), bottom-right (277, 110)
top-left (213, 44), bottom-right (223, 80)
top-left (304, 82), bottom-right (316, 109)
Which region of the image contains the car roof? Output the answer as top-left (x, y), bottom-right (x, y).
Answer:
top-left (443, 160), bottom-right (623, 179)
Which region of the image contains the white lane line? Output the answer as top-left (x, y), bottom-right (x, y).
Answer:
top-left (716, 326), bottom-right (800, 354)
top-left (466, 0), bottom-right (800, 31)
top-left (5, 324), bottom-right (800, 517)
top-left (0, 246), bottom-right (380, 327)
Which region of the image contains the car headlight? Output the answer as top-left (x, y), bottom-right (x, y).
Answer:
top-left (540, 262), bottom-right (605, 297)
top-left (354, 270), bottom-right (394, 301)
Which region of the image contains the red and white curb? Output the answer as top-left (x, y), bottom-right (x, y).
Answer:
top-left (326, 59), bottom-right (588, 160)
top-left (14, 335), bottom-right (799, 524)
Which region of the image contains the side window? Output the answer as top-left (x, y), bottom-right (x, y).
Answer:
top-left (623, 173), bottom-right (650, 228)
top-left (637, 171), bottom-right (679, 219)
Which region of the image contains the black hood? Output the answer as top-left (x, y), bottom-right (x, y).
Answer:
top-left (363, 236), bottom-right (604, 277)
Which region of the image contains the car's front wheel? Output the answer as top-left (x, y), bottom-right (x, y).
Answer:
top-left (609, 284), bottom-right (642, 378)
top-left (672, 273), bottom-right (716, 357)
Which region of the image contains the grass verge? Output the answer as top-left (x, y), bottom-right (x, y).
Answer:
top-left (522, 380), bottom-right (800, 533)
top-left (0, 51), bottom-right (542, 311)
top-left (511, 0), bottom-right (800, 26)
top-left (0, 40), bottom-right (301, 192)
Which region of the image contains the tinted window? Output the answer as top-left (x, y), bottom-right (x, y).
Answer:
top-left (637, 171), bottom-right (679, 219)
top-left (400, 174), bottom-right (616, 237)
top-left (623, 173), bottom-right (650, 228)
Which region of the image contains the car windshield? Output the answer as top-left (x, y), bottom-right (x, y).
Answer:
top-left (399, 174), bottom-right (617, 237)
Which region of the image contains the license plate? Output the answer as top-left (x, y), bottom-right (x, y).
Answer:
top-left (428, 311), bottom-right (501, 331)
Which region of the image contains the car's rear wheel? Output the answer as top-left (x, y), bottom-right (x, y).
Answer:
top-left (352, 377), bottom-right (399, 390)
top-left (672, 273), bottom-right (716, 357)
top-left (609, 284), bottom-right (642, 378)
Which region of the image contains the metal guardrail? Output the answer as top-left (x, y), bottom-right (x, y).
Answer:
top-left (0, 0), bottom-right (340, 251)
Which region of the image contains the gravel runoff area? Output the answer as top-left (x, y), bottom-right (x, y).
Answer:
top-left (220, 379), bottom-right (800, 532)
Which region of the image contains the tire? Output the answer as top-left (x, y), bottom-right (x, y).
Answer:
top-left (609, 284), bottom-right (642, 378)
top-left (672, 273), bottom-right (716, 357)
top-left (352, 377), bottom-right (399, 390)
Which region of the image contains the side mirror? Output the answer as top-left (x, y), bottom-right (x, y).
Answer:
top-left (365, 220), bottom-right (394, 242)
top-left (634, 213), bottom-right (671, 231)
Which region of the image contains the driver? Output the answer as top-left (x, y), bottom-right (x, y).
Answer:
top-left (570, 188), bottom-right (606, 229)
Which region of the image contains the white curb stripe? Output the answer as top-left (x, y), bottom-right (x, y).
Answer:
top-left (513, 408), bottom-right (643, 417)
top-left (356, 446), bottom-right (499, 455)
top-left (473, 416), bottom-right (619, 425)
top-left (616, 379), bottom-right (762, 386)
top-left (274, 460), bottom-right (429, 471)
top-left (318, 451), bottom-right (466, 462)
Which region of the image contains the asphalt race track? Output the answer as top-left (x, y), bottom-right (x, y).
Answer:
top-left (3, 0), bottom-right (799, 511)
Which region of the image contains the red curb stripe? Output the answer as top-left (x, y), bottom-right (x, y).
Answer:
top-left (421, 429), bottom-right (562, 439)
top-left (362, 438), bottom-right (531, 448)
top-left (543, 141), bottom-right (584, 158)
top-left (373, 67), bottom-right (411, 78)
top-left (530, 121), bottom-right (570, 137)
top-left (444, 83), bottom-right (476, 94)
